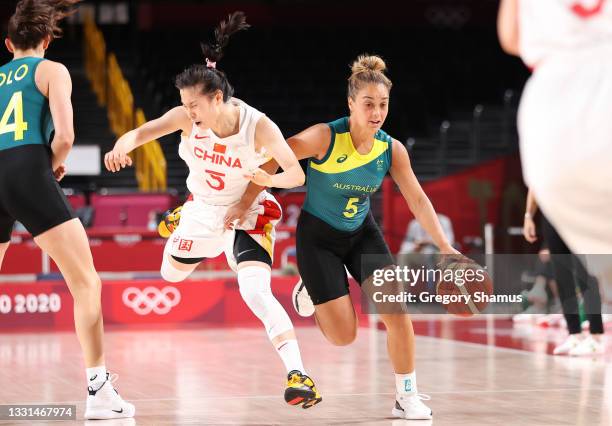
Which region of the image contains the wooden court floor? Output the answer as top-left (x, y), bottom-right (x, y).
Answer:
top-left (0, 325), bottom-right (610, 425)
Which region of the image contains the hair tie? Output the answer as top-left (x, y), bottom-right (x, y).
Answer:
top-left (206, 58), bottom-right (217, 69)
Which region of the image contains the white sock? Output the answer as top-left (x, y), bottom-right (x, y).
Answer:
top-left (86, 366), bottom-right (106, 387)
top-left (275, 339), bottom-right (306, 375)
top-left (396, 371), bottom-right (417, 395)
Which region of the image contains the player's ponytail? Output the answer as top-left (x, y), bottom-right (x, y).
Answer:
top-left (8, 0), bottom-right (81, 50)
top-left (175, 11), bottom-right (250, 102)
top-left (200, 11), bottom-right (250, 65)
top-left (347, 54), bottom-right (393, 99)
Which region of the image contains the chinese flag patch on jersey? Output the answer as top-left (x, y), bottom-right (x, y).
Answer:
top-left (178, 239), bottom-right (193, 252)
top-left (213, 143), bottom-right (226, 154)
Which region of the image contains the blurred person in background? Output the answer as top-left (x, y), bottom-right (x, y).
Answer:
top-left (523, 189), bottom-right (605, 356)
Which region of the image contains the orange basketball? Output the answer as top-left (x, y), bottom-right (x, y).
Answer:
top-left (435, 254), bottom-right (494, 316)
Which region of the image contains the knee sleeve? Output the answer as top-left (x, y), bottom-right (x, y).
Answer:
top-left (237, 265), bottom-right (293, 340)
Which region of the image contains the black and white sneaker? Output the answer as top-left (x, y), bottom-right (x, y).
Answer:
top-left (392, 393), bottom-right (432, 420)
top-left (292, 279), bottom-right (315, 317)
top-left (84, 372), bottom-right (135, 420)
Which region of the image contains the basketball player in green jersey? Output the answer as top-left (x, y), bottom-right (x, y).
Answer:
top-left (229, 54), bottom-right (458, 420)
top-left (0, 1), bottom-right (134, 419)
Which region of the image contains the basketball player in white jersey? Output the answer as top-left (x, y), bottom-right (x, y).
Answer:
top-left (104, 12), bottom-right (322, 408)
top-left (498, 1), bottom-right (612, 266)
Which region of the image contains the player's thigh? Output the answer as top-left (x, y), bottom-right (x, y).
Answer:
top-left (34, 218), bottom-right (98, 285)
top-left (345, 213), bottom-right (394, 284)
top-left (296, 221), bottom-right (351, 306)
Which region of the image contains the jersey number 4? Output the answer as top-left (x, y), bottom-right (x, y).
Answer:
top-left (0, 91), bottom-right (28, 141)
top-left (205, 169), bottom-right (225, 191)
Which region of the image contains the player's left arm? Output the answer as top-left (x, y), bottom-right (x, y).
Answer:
top-left (498, 0), bottom-right (520, 56)
top-left (248, 116), bottom-right (305, 189)
top-left (389, 139), bottom-right (458, 254)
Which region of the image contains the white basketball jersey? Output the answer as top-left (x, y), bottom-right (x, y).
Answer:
top-left (178, 100), bottom-right (270, 205)
top-left (519, 0), bottom-right (612, 67)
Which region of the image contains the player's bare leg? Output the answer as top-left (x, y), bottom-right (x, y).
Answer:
top-left (34, 219), bottom-right (134, 419)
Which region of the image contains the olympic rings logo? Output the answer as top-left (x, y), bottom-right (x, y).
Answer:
top-left (122, 286), bottom-right (182, 315)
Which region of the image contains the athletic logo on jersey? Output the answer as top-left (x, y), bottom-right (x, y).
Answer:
top-left (377, 158), bottom-right (385, 171)
top-left (193, 146), bottom-right (243, 168)
top-left (337, 154), bottom-right (348, 163)
top-left (122, 286), bottom-right (181, 315)
top-left (194, 134), bottom-right (210, 140)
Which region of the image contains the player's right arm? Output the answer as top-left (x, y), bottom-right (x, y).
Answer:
top-left (105, 106), bottom-right (190, 172)
top-left (498, 0), bottom-right (520, 56)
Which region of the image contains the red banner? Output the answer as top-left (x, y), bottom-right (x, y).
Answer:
top-left (0, 277), bottom-right (365, 331)
top-left (383, 155), bottom-right (525, 253)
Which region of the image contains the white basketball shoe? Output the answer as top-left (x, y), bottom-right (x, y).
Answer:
top-left (553, 334), bottom-right (583, 355)
top-left (569, 335), bottom-right (604, 356)
top-left (84, 372), bottom-right (135, 420)
top-left (392, 393), bottom-right (433, 420)
top-left (292, 279), bottom-right (315, 317)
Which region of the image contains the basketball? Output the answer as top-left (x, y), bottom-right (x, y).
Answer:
top-left (436, 254), bottom-right (494, 316)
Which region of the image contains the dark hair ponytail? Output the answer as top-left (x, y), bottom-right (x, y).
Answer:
top-left (8, 0), bottom-right (82, 50)
top-left (200, 11), bottom-right (250, 64)
top-left (175, 11), bottom-right (250, 102)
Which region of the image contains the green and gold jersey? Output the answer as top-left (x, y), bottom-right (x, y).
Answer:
top-left (303, 117), bottom-right (393, 232)
top-left (0, 57), bottom-right (54, 152)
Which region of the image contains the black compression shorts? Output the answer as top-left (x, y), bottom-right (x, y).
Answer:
top-left (296, 209), bottom-right (394, 305)
top-left (0, 144), bottom-right (75, 243)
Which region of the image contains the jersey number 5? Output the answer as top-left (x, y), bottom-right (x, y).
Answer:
top-left (0, 91), bottom-right (28, 141)
top-left (343, 197), bottom-right (360, 218)
top-left (205, 169), bottom-right (225, 191)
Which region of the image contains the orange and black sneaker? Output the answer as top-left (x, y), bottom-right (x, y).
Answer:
top-left (157, 205), bottom-right (182, 238)
top-left (284, 370), bottom-right (322, 409)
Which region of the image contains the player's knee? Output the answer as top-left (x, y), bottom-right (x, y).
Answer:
top-left (379, 313), bottom-right (411, 332)
top-left (237, 266), bottom-right (294, 339)
top-left (68, 272), bottom-right (101, 300)
top-left (324, 324), bottom-right (357, 346)
top-left (237, 266), bottom-right (273, 313)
